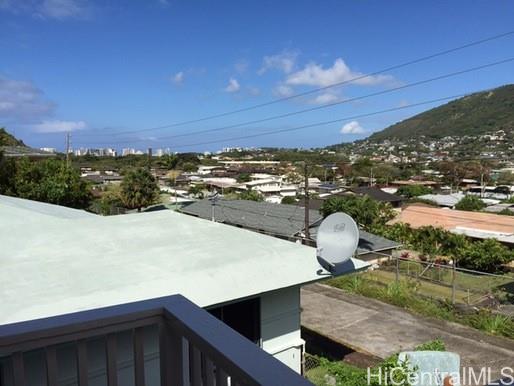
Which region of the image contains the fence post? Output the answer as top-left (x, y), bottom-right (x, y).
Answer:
top-left (451, 259), bottom-right (457, 305)
top-left (396, 254), bottom-right (399, 283)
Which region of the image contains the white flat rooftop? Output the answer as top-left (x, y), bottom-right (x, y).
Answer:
top-left (0, 195), bottom-right (367, 325)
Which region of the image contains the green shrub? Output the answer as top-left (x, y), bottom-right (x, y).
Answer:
top-left (239, 190), bottom-right (264, 202)
top-left (470, 312), bottom-right (514, 338)
top-left (281, 196), bottom-right (296, 205)
top-left (415, 339), bottom-right (446, 351)
top-left (396, 185), bottom-right (432, 198)
top-left (455, 195), bottom-right (486, 211)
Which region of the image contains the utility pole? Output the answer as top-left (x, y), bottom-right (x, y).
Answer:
top-left (304, 163), bottom-right (310, 242)
top-left (480, 169), bottom-right (485, 198)
top-left (147, 148), bottom-right (152, 170)
top-left (65, 132), bottom-right (71, 167)
top-left (174, 177), bottom-right (178, 211)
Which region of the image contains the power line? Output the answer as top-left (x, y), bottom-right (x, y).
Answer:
top-left (168, 94), bottom-right (469, 149)
top-left (75, 56), bottom-right (514, 146)
top-left (75, 29), bottom-right (514, 138)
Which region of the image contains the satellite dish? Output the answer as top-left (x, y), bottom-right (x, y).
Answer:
top-left (316, 212), bottom-right (359, 272)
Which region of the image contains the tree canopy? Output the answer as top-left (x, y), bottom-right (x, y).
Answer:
top-left (396, 185), bottom-right (432, 198)
top-left (12, 158), bottom-right (91, 208)
top-left (120, 168), bottom-right (159, 211)
top-left (0, 150), bottom-right (16, 195)
top-left (320, 195), bottom-right (395, 231)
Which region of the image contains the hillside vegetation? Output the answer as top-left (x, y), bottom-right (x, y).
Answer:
top-left (369, 84), bottom-right (514, 140)
top-left (0, 128), bottom-right (25, 147)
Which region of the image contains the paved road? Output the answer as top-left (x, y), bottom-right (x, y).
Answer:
top-left (301, 283), bottom-right (514, 383)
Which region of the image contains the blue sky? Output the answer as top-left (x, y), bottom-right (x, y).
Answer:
top-left (1, 0), bottom-right (514, 152)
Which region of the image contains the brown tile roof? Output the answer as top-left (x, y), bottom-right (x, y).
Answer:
top-left (390, 204), bottom-right (514, 234)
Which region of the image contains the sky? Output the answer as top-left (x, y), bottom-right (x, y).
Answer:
top-left (1, 0), bottom-right (514, 153)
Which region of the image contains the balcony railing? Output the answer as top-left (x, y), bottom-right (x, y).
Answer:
top-left (0, 294), bottom-right (312, 386)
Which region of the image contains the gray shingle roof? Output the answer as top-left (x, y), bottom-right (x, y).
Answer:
top-left (350, 187), bottom-right (403, 203)
top-left (181, 199), bottom-right (400, 255)
top-left (181, 199), bottom-right (322, 237)
top-left (309, 226), bottom-right (400, 256)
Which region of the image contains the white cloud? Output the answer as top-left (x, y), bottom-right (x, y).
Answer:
top-left (171, 71), bottom-right (184, 85)
top-left (234, 59), bottom-right (249, 74)
top-left (340, 121), bottom-right (365, 134)
top-left (287, 58), bottom-right (394, 87)
top-left (39, 0), bottom-right (86, 19)
top-left (225, 78), bottom-right (240, 93)
top-left (273, 84), bottom-right (294, 97)
top-left (397, 99), bottom-right (409, 108)
top-left (310, 92), bottom-right (340, 105)
top-left (0, 0), bottom-right (89, 20)
top-left (32, 120), bottom-right (87, 133)
top-left (0, 76), bottom-right (55, 122)
top-left (258, 50), bottom-right (298, 75)
top-left (246, 86), bottom-right (260, 96)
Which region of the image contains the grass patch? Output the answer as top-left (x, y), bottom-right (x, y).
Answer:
top-left (306, 340), bottom-right (446, 386)
top-left (327, 274), bottom-right (514, 339)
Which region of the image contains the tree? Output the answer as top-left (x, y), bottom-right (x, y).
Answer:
top-left (239, 190), bottom-right (264, 202)
top-left (457, 238), bottom-right (513, 272)
top-left (237, 173), bottom-right (251, 183)
top-left (350, 158), bottom-right (373, 179)
top-left (0, 150), bottom-right (16, 195)
top-left (281, 196), bottom-right (296, 205)
top-left (181, 162), bottom-right (198, 173)
top-left (497, 171), bottom-right (514, 186)
top-left (120, 168), bottom-right (159, 211)
top-left (455, 195), bottom-right (486, 211)
top-left (373, 164), bottom-right (400, 185)
top-left (97, 186), bottom-right (124, 215)
top-left (396, 185), bottom-right (432, 198)
top-left (188, 184), bottom-right (205, 199)
top-left (320, 195), bottom-right (395, 231)
top-left (159, 154), bottom-right (179, 170)
top-left (14, 158), bottom-right (91, 208)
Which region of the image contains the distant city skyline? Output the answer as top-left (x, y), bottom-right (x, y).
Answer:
top-left (1, 0), bottom-right (514, 152)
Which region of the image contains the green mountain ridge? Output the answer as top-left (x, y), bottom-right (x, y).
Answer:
top-left (0, 128), bottom-right (25, 147)
top-left (368, 84), bottom-right (514, 141)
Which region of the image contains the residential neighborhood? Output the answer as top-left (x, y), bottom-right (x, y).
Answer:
top-left (1, 1), bottom-right (514, 385)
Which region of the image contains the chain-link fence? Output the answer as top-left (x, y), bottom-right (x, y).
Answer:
top-left (374, 256), bottom-right (514, 307)
top-left (304, 353), bottom-right (321, 375)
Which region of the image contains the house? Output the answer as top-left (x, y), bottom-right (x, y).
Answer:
top-left (241, 178), bottom-right (282, 197)
top-left (391, 179), bottom-right (440, 188)
top-left (0, 195), bottom-right (367, 383)
top-left (390, 203), bottom-right (514, 246)
top-left (317, 183), bottom-right (343, 195)
top-left (418, 193), bottom-right (465, 208)
top-left (181, 198), bottom-right (321, 242)
top-left (181, 199), bottom-right (400, 261)
top-left (484, 203), bottom-right (514, 215)
top-left (348, 186), bottom-right (404, 208)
